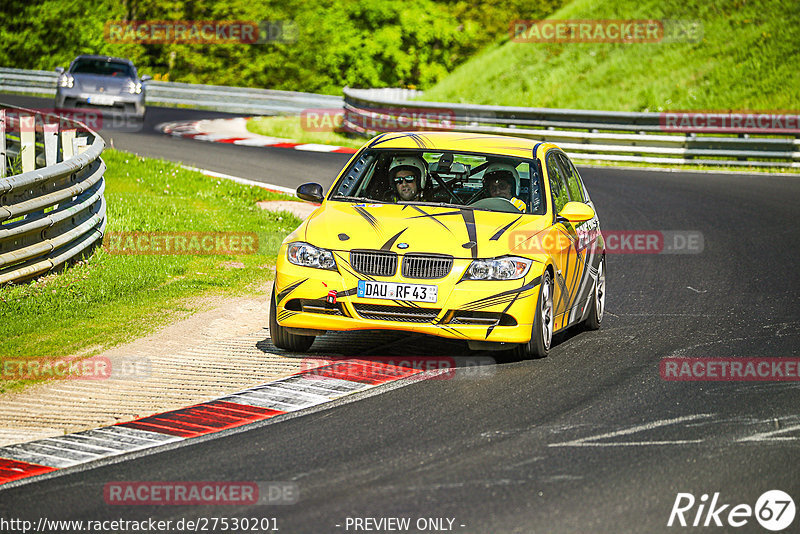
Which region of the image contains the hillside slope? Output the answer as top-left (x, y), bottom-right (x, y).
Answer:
top-left (422, 0), bottom-right (800, 111)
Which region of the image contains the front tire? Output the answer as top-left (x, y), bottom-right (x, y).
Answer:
top-left (511, 270), bottom-right (554, 359)
top-left (269, 286), bottom-right (315, 352)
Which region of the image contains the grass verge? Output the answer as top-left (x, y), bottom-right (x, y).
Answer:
top-left (0, 149), bottom-right (302, 393)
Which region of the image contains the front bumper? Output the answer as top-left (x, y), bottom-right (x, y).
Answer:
top-left (274, 253), bottom-right (544, 344)
top-left (55, 89), bottom-right (146, 118)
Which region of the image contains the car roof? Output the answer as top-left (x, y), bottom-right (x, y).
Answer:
top-left (366, 131), bottom-right (559, 159)
top-left (71, 55), bottom-right (135, 66)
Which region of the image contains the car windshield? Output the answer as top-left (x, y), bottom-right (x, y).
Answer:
top-left (330, 149), bottom-right (546, 215)
top-left (71, 58), bottom-right (134, 78)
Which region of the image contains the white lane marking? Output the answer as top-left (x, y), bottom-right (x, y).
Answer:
top-left (668, 321), bottom-right (800, 357)
top-left (21, 441), bottom-right (107, 460)
top-left (91, 426), bottom-right (182, 443)
top-left (50, 434), bottom-right (131, 452)
top-left (0, 426), bottom-right (186, 469)
top-left (179, 165), bottom-right (297, 195)
top-left (686, 286), bottom-right (707, 293)
top-left (0, 451), bottom-right (77, 468)
top-left (39, 437), bottom-right (119, 454)
top-left (251, 383), bottom-right (331, 404)
top-left (231, 138), bottom-right (286, 147)
top-left (738, 423), bottom-right (800, 442)
top-left (548, 414), bottom-right (714, 447)
top-left (294, 143), bottom-right (339, 152)
top-left (281, 375), bottom-right (370, 395)
top-left (193, 133), bottom-right (241, 142)
top-left (222, 390), bottom-right (323, 411)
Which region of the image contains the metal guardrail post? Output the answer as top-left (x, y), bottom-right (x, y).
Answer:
top-left (19, 115), bottom-right (35, 173)
top-left (0, 102), bottom-right (106, 284)
top-left (0, 110), bottom-right (5, 179)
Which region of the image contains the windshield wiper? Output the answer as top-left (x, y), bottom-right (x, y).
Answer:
top-left (329, 195), bottom-right (385, 203)
top-left (402, 200), bottom-right (466, 210)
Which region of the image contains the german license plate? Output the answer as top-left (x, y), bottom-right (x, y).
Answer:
top-left (357, 280), bottom-right (437, 303)
top-left (88, 95), bottom-right (115, 106)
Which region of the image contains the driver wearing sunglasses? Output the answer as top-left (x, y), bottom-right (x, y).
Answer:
top-left (387, 156), bottom-right (427, 202)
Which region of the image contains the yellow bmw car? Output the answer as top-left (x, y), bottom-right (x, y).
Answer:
top-left (270, 132), bottom-right (605, 358)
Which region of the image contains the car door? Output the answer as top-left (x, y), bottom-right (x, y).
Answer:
top-left (544, 150), bottom-right (583, 331)
top-left (556, 152), bottom-right (602, 326)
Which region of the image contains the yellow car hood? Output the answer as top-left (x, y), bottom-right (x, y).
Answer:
top-left (302, 201), bottom-right (549, 259)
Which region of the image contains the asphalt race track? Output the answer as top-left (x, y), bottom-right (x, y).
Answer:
top-left (2, 95), bottom-right (799, 533)
top-left (0, 94), bottom-right (352, 190)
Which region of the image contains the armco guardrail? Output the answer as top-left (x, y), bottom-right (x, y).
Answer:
top-left (0, 67), bottom-right (341, 115)
top-left (342, 87), bottom-right (800, 168)
top-left (0, 104), bottom-right (106, 284)
top-left (4, 67), bottom-right (796, 168)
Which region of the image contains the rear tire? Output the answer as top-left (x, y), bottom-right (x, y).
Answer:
top-left (510, 270), bottom-right (554, 359)
top-left (269, 286), bottom-right (315, 352)
top-left (583, 256), bottom-right (605, 331)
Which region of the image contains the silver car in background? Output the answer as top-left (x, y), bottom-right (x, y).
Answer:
top-left (55, 55), bottom-right (151, 119)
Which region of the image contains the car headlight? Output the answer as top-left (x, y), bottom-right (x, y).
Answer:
top-left (463, 256), bottom-right (532, 281)
top-left (125, 80), bottom-right (143, 94)
top-left (287, 242), bottom-right (337, 271)
top-left (58, 75), bottom-right (74, 88)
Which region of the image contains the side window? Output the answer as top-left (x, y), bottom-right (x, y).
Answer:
top-left (546, 153), bottom-right (569, 214)
top-left (557, 153), bottom-right (585, 203)
top-left (514, 162), bottom-right (532, 213)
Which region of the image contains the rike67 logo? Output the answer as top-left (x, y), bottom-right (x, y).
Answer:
top-left (668, 490), bottom-right (795, 531)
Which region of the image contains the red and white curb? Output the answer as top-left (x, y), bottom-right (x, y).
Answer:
top-left (158, 117), bottom-right (357, 154)
top-left (0, 359), bottom-right (435, 487)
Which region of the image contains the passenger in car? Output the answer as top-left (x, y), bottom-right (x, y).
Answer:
top-left (483, 163), bottom-right (526, 212)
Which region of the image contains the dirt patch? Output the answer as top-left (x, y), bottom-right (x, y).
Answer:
top-left (0, 281), bottom-right (307, 446)
top-left (257, 200), bottom-right (318, 220)
top-left (220, 261), bottom-right (246, 269)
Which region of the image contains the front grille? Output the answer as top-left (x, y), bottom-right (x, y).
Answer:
top-left (350, 250), bottom-right (397, 277)
top-left (401, 254), bottom-right (453, 279)
top-left (353, 303), bottom-right (440, 323)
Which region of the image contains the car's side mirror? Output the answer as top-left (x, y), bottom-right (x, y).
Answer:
top-left (55, 67), bottom-right (64, 75)
top-left (297, 182), bottom-right (324, 203)
top-left (557, 201), bottom-right (595, 223)
top-left (140, 75), bottom-right (152, 82)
